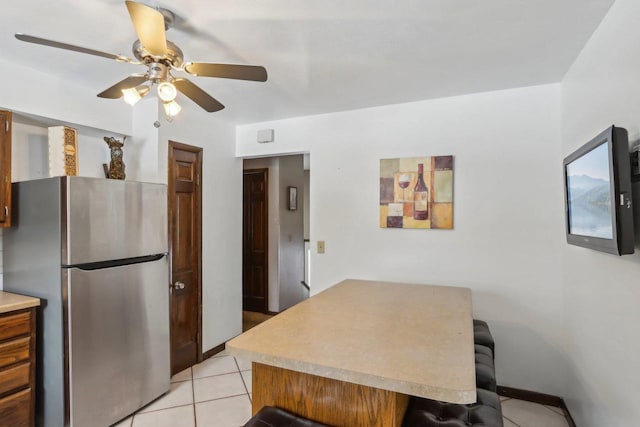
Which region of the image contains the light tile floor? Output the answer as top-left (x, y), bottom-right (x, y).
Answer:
top-left (112, 351), bottom-right (570, 427)
top-left (500, 396), bottom-right (571, 427)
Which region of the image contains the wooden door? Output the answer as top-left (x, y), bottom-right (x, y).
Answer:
top-left (243, 169), bottom-right (269, 313)
top-left (0, 111), bottom-right (11, 228)
top-left (168, 141), bottom-right (202, 375)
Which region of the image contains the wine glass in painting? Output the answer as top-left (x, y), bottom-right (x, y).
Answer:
top-left (398, 174), bottom-right (411, 201)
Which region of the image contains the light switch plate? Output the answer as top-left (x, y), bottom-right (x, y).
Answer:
top-left (317, 240), bottom-right (325, 254)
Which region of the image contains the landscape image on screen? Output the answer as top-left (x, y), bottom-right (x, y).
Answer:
top-left (566, 142), bottom-right (613, 239)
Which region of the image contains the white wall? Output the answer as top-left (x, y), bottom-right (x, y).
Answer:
top-left (237, 84), bottom-right (566, 395)
top-left (159, 105), bottom-right (242, 351)
top-left (127, 97), bottom-right (163, 183)
top-left (561, 0), bottom-right (640, 425)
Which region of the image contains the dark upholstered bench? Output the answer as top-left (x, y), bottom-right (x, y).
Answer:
top-left (402, 389), bottom-right (504, 427)
top-left (243, 406), bottom-right (330, 427)
top-left (473, 319), bottom-right (495, 357)
top-left (475, 344), bottom-right (497, 392)
top-left (474, 319), bottom-right (497, 393)
top-left (402, 319), bottom-right (501, 427)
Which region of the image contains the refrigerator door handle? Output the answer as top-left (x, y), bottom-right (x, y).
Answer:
top-left (69, 253), bottom-right (166, 271)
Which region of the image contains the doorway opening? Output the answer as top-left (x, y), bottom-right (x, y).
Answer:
top-left (242, 154), bottom-right (310, 327)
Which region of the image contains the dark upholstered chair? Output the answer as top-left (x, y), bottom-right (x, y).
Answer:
top-left (243, 407), bottom-right (331, 427)
top-left (475, 345), bottom-right (497, 392)
top-left (475, 344), bottom-right (493, 360)
top-left (473, 320), bottom-right (497, 393)
top-left (402, 389), bottom-right (504, 427)
top-left (473, 319), bottom-right (495, 357)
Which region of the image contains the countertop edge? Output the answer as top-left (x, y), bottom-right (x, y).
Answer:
top-left (226, 345), bottom-right (477, 404)
top-left (0, 291), bottom-right (41, 314)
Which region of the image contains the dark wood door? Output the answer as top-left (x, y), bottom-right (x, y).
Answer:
top-left (0, 111), bottom-right (11, 228)
top-left (168, 141), bottom-right (202, 375)
top-left (243, 169), bottom-right (269, 313)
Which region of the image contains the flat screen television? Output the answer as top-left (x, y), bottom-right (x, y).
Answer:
top-left (563, 125), bottom-right (635, 255)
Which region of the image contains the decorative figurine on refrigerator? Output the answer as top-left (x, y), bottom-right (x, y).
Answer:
top-left (104, 136), bottom-right (126, 180)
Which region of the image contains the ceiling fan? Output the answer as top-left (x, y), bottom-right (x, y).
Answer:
top-left (15, 0), bottom-right (267, 115)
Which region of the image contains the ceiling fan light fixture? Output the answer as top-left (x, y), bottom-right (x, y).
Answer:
top-left (122, 84), bottom-right (150, 106)
top-left (163, 100), bottom-right (181, 117)
top-left (157, 81), bottom-right (177, 102)
top-left (15, 1), bottom-right (267, 117)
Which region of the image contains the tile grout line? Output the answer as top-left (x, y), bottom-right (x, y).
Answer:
top-left (190, 367), bottom-right (197, 427)
top-left (135, 393), bottom-right (251, 417)
top-left (234, 357), bottom-right (252, 400)
top-left (192, 370), bottom-right (245, 382)
top-left (503, 415), bottom-right (521, 427)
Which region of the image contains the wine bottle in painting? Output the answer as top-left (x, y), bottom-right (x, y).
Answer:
top-left (414, 163), bottom-right (429, 220)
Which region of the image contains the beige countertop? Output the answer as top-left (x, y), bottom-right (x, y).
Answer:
top-left (227, 279), bottom-right (476, 404)
top-left (0, 291), bottom-right (40, 314)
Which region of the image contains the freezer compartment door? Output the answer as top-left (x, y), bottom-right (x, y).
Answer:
top-left (66, 256), bottom-right (170, 427)
top-left (64, 177), bottom-right (167, 265)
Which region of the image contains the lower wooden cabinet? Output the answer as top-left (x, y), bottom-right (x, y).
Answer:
top-left (0, 308), bottom-right (36, 427)
top-left (0, 388), bottom-right (31, 426)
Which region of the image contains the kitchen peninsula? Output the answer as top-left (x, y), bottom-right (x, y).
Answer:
top-left (227, 279), bottom-right (476, 426)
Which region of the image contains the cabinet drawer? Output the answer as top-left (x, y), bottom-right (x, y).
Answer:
top-left (0, 312), bottom-right (31, 342)
top-left (0, 337), bottom-right (30, 370)
top-left (0, 388), bottom-right (30, 427)
top-left (0, 362), bottom-right (30, 396)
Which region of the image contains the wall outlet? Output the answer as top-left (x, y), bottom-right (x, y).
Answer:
top-left (317, 240), bottom-right (325, 254)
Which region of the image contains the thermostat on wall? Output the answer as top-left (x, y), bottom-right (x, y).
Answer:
top-left (257, 129), bottom-right (275, 143)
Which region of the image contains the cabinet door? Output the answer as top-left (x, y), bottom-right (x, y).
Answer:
top-left (0, 110), bottom-right (11, 228)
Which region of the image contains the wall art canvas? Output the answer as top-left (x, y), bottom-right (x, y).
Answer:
top-left (380, 155), bottom-right (454, 229)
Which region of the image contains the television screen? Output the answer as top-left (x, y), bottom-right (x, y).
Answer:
top-left (563, 125), bottom-right (635, 255)
top-left (565, 142), bottom-right (613, 239)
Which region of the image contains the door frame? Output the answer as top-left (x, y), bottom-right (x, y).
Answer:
top-left (243, 168), bottom-right (269, 313)
top-left (168, 140), bottom-right (203, 366)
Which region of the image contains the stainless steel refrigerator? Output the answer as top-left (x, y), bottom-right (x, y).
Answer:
top-left (3, 176), bottom-right (170, 427)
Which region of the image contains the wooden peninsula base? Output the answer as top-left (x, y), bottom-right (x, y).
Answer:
top-left (252, 362), bottom-right (409, 426)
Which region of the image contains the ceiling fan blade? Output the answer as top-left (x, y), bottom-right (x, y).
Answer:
top-left (173, 78), bottom-right (224, 112)
top-left (15, 33), bottom-right (134, 63)
top-left (125, 1), bottom-right (168, 56)
top-left (183, 63), bottom-right (267, 82)
top-left (97, 74), bottom-right (148, 99)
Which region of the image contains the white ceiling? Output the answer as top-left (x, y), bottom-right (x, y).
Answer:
top-left (0, 0), bottom-right (614, 125)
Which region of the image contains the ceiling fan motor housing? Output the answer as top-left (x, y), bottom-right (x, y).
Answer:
top-left (132, 39), bottom-right (184, 68)
top-left (147, 62), bottom-right (169, 82)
